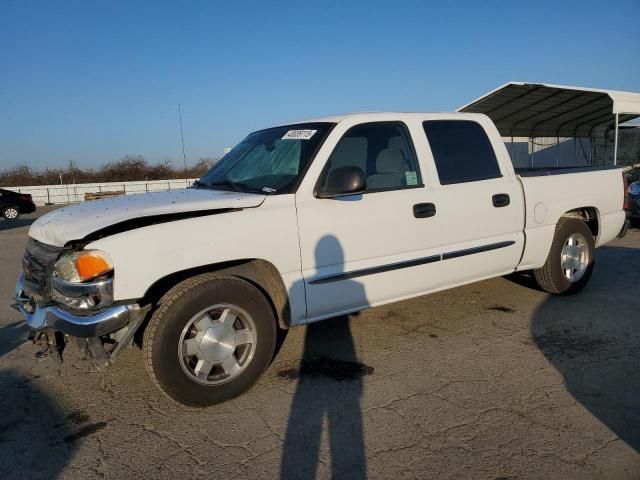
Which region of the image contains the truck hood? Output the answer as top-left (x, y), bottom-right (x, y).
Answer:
top-left (29, 188), bottom-right (266, 247)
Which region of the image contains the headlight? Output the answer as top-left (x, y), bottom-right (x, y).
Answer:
top-left (52, 249), bottom-right (114, 310)
top-left (51, 275), bottom-right (114, 310)
top-left (54, 250), bottom-right (113, 283)
top-left (628, 182), bottom-right (640, 196)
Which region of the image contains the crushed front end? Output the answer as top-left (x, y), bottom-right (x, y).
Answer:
top-left (12, 238), bottom-right (147, 369)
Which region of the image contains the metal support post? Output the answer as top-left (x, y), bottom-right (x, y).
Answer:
top-left (613, 113), bottom-right (619, 166)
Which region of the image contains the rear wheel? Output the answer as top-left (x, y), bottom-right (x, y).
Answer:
top-left (1, 205), bottom-right (20, 220)
top-left (143, 273), bottom-right (277, 407)
top-left (533, 218), bottom-right (595, 295)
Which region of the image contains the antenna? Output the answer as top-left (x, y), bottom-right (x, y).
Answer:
top-left (178, 104), bottom-right (188, 184)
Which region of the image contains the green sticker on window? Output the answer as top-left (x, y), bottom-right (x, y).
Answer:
top-left (405, 171), bottom-right (418, 186)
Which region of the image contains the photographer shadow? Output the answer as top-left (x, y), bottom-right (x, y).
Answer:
top-left (280, 235), bottom-right (371, 479)
top-left (0, 369), bottom-right (80, 479)
top-left (0, 321), bottom-right (29, 357)
top-left (531, 245), bottom-right (640, 451)
top-left (0, 217), bottom-right (37, 231)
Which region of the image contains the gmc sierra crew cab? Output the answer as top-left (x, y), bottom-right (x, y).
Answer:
top-left (12, 112), bottom-right (627, 406)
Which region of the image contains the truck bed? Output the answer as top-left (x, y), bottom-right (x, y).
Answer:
top-left (515, 165), bottom-right (620, 177)
top-left (514, 165), bottom-right (625, 271)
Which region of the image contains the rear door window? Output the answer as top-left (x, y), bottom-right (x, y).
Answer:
top-left (422, 120), bottom-right (501, 185)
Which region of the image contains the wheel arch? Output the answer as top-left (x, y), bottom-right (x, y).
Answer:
top-left (560, 206), bottom-right (600, 242)
top-left (518, 206), bottom-right (601, 272)
top-left (140, 258), bottom-right (291, 331)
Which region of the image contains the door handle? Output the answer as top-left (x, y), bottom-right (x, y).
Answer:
top-left (492, 193), bottom-right (510, 208)
top-left (413, 203), bottom-right (436, 218)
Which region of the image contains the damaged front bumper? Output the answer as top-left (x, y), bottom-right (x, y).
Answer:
top-left (12, 274), bottom-right (147, 368)
top-left (12, 274), bottom-right (139, 338)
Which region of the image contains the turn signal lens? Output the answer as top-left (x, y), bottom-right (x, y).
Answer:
top-left (75, 252), bottom-right (112, 281)
top-left (54, 250), bottom-right (113, 283)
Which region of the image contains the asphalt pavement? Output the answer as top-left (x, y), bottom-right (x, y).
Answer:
top-left (1, 207), bottom-right (639, 479)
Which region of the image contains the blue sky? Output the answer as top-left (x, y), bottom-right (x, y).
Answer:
top-left (1, 0), bottom-right (639, 170)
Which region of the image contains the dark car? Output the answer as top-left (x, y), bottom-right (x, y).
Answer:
top-left (0, 188), bottom-right (36, 220)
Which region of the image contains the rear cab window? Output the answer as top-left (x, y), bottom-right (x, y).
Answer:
top-left (422, 120), bottom-right (501, 185)
top-left (318, 122), bottom-right (423, 193)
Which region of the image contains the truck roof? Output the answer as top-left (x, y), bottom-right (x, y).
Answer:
top-left (281, 111), bottom-right (479, 126)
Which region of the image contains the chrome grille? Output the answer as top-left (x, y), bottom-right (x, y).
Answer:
top-left (22, 238), bottom-right (62, 305)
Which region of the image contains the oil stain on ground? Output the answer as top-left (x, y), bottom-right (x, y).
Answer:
top-left (487, 305), bottom-right (516, 313)
top-left (66, 410), bottom-right (91, 425)
top-left (53, 410), bottom-right (90, 428)
top-left (63, 422), bottom-right (107, 443)
top-left (278, 356), bottom-right (374, 382)
top-left (53, 409), bottom-right (108, 443)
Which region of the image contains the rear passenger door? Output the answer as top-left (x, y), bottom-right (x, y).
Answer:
top-left (419, 119), bottom-right (524, 286)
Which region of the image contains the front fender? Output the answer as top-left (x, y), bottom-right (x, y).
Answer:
top-left (87, 195), bottom-right (306, 324)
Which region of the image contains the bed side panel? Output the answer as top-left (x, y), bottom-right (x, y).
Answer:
top-left (517, 168), bottom-right (624, 270)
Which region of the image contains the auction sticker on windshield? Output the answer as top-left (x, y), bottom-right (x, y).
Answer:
top-left (282, 129), bottom-right (317, 140)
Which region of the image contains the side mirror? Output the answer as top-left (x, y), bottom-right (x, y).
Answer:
top-left (317, 166), bottom-right (366, 198)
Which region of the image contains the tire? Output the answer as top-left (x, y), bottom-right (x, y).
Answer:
top-left (143, 273), bottom-right (277, 407)
top-left (1, 205), bottom-right (20, 220)
top-left (533, 218), bottom-right (595, 295)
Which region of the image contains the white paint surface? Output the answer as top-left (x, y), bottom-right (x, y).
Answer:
top-left (24, 112), bottom-right (627, 325)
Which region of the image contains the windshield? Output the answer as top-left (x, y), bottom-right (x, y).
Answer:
top-left (197, 122), bottom-right (334, 194)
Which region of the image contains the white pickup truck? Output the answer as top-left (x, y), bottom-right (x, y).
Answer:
top-left (13, 112), bottom-right (627, 406)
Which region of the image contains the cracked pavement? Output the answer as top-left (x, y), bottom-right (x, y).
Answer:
top-left (1, 208), bottom-right (639, 479)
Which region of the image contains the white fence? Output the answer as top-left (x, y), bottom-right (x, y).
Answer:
top-left (3, 178), bottom-right (197, 206)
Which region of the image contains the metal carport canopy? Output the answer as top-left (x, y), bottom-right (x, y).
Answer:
top-left (457, 82), bottom-right (640, 138)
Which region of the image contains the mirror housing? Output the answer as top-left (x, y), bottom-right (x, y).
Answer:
top-left (317, 166), bottom-right (366, 198)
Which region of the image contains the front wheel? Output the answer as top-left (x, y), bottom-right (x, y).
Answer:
top-left (143, 273), bottom-right (277, 407)
top-left (533, 218), bottom-right (595, 295)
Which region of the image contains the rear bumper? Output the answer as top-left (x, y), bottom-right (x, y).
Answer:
top-left (19, 202), bottom-right (36, 214)
top-left (617, 218), bottom-right (630, 239)
top-left (598, 210), bottom-right (628, 246)
top-left (12, 274), bottom-right (140, 338)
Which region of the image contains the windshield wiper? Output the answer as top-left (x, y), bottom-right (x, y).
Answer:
top-left (207, 180), bottom-right (267, 195)
top-left (207, 180), bottom-right (240, 192)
